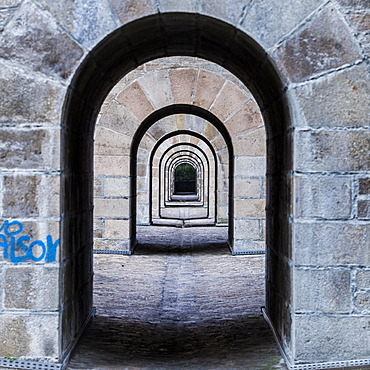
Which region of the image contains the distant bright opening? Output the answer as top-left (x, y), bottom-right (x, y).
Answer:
top-left (174, 163), bottom-right (197, 195)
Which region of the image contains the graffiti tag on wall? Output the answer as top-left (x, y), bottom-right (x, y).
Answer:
top-left (0, 220), bottom-right (59, 264)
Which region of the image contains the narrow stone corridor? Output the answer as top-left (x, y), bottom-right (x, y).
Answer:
top-left (67, 226), bottom-right (285, 369)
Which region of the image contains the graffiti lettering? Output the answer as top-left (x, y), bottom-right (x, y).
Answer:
top-left (0, 220), bottom-right (59, 264)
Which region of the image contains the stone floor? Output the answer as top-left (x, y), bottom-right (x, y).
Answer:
top-left (67, 225), bottom-right (286, 369)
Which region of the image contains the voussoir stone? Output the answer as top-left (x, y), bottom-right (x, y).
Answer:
top-left (275, 6), bottom-right (363, 82)
top-left (0, 1), bottom-right (83, 79)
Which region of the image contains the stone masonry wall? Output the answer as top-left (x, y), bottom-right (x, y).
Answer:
top-left (0, 0), bottom-right (368, 367)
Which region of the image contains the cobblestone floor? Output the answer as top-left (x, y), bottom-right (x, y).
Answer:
top-left (67, 226), bottom-right (286, 369)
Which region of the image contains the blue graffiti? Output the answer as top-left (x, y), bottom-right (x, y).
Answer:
top-left (0, 220), bottom-right (59, 264)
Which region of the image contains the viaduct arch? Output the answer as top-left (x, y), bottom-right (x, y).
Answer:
top-left (0, 2), bottom-right (368, 369)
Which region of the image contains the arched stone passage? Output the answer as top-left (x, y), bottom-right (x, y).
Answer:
top-left (0, 0), bottom-right (368, 367)
top-left (64, 14), bottom-right (288, 364)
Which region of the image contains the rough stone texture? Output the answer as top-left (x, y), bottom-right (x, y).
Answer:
top-left (357, 270), bottom-right (370, 289)
top-left (234, 199), bottom-right (265, 218)
top-left (296, 130), bottom-right (370, 171)
top-left (234, 219), bottom-right (261, 239)
top-left (294, 269), bottom-right (351, 312)
top-left (103, 177), bottom-right (130, 197)
top-left (108, 0), bottom-right (156, 25)
top-left (98, 100), bottom-right (141, 137)
top-left (0, 129), bottom-right (59, 170)
top-left (0, 315), bottom-right (30, 357)
top-left (34, 0), bottom-right (118, 48)
top-left (4, 266), bottom-right (58, 310)
top-left (116, 81), bottom-right (155, 121)
top-left (168, 68), bottom-right (197, 104)
top-left (105, 219), bottom-right (129, 239)
top-left (275, 7), bottom-right (363, 82)
top-left (94, 198), bottom-right (129, 218)
top-left (138, 70), bottom-right (174, 109)
top-left (0, 314), bottom-right (58, 359)
top-left (0, 1), bottom-right (84, 79)
top-left (359, 178), bottom-right (370, 194)
top-left (94, 126), bottom-right (132, 156)
top-left (193, 70), bottom-right (225, 110)
top-left (94, 155), bottom-right (130, 176)
top-left (294, 222), bottom-right (370, 265)
top-left (234, 156), bottom-right (266, 176)
top-left (355, 292), bottom-right (370, 313)
top-left (294, 65), bottom-right (370, 128)
top-left (295, 315), bottom-right (370, 362)
top-left (224, 100), bottom-right (264, 137)
top-left (0, 61), bottom-right (65, 124)
top-left (210, 81), bottom-right (250, 122)
top-left (233, 127), bottom-right (266, 156)
top-left (240, 0), bottom-right (323, 50)
top-left (294, 176), bottom-right (352, 219)
top-left (358, 200), bottom-right (370, 219)
top-left (234, 178), bottom-right (262, 198)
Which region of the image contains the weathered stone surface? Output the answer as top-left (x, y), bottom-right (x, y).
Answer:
top-left (233, 127), bottom-right (266, 156)
top-left (138, 70), bottom-right (173, 109)
top-left (233, 239), bottom-right (265, 252)
top-left (168, 68), bottom-right (197, 105)
top-left (295, 315), bottom-right (370, 362)
top-left (234, 156), bottom-right (266, 176)
top-left (4, 266), bottom-right (58, 310)
top-left (105, 219), bottom-right (129, 239)
top-left (275, 7), bottom-right (363, 82)
top-left (234, 178), bottom-right (262, 198)
top-left (0, 8), bottom-right (14, 31)
top-left (94, 155), bottom-right (130, 176)
top-left (2, 175), bottom-right (59, 218)
top-left (0, 129), bottom-right (59, 169)
top-left (294, 222), bottom-right (370, 265)
top-left (359, 178), bottom-right (370, 194)
top-left (355, 292), bottom-right (370, 313)
top-left (295, 269), bottom-right (351, 312)
top-left (94, 198), bottom-right (129, 218)
top-left (346, 13), bottom-right (370, 32)
top-left (0, 1), bottom-right (83, 79)
top-left (357, 270), bottom-right (370, 289)
top-left (294, 65), bottom-right (370, 128)
top-left (201, 0), bottom-right (244, 26)
top-left (94, 126), bottom-right (132, 156)
top-left (296, 130), bottom-right (370, 171)
top-left (234, 199), bottom-right (265, 218)
top-left (98, 99), bottom-right (141, 137)
top-left (358, 200), bottom-right (370, 219)
top-left (34, 0), bottom-right (118, 48)
top-left (116, 81), bottom-right (155, 121)
top-left (0, 61), bottom-right (65, 124)
top-left (0, 0), bottom-right (22, 5)
top-left (241, 0), bottom-right (323, 49)
top-left (93, 238), bottom-right (130, 251)
top-left (224, 100), bottom-right (264, 137)
top-left (193, 70), bottom-right (225, 110)
top-left (234, 219), bottom-right (261, 239)
top-left (0, 315), bottom-right (30, 357)
top-left (336, 0), bottom-right (370, 9)
top-left (294, 176), bottom-right (352, 219)
top-left (104, 177), bottom-right (130, 197)
top-left (108, 0), bottom-right (156, 25)
top-left (210, 81), bottom-right (250, 122)
top-left (3, 176), bottom-right (40, 217)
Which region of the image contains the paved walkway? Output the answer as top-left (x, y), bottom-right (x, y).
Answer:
top-left (67, 226), bottom-right (286, 369)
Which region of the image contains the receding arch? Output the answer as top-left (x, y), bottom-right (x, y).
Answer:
top-left (62, 12), bottom-right (291, 363)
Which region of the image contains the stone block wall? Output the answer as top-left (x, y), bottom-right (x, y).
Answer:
top-left (0, 0), bottom-right (368, 367)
